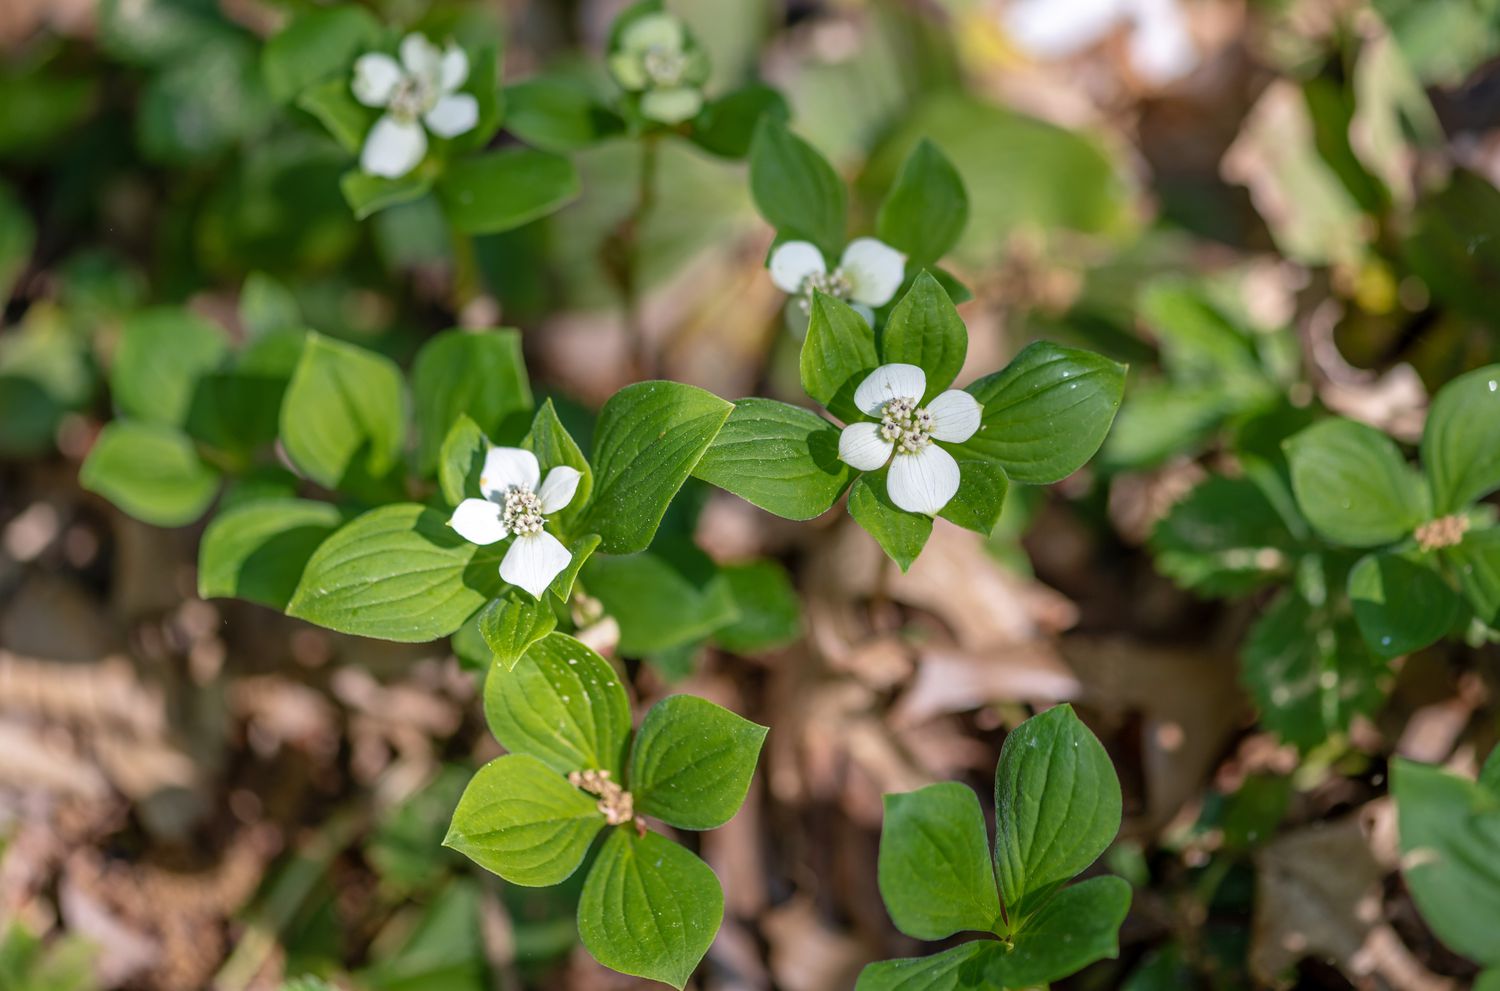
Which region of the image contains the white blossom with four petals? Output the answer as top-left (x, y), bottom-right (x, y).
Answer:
top-left (353, 34), bottom-right (480, 179)
top-left (447, 447), bottom-right (581, 600)
top-left (837, 363), bottom-right (983, 516)
top-left (768, 238), bottom-right (906, 324)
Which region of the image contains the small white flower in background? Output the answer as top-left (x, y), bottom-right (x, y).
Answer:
top-left (607, 12), bottom-right (710, 124)
top-left (837, 363), bottom-right (983, 515)
top-left (448, 447), bottom-right (581, 599)
top-left (769, 238), bottom-right (907, 324)
top-left (1002, 0), bottom-right (1197, 85)
top-left (353, 33), bottom-right (479, 179)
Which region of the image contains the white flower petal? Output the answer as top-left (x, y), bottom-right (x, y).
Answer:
top-left (440, 44), bottom-right (469, 92)
top-left (480, 447), bottom-right (541, 499)
top-left (926, 390), bottom-right (983, 443)
top-left (500, 531), bottom-right (572, 600)
top-left (537, 466), bottom-right (582, 514)
top-left (887, 444), bottom-right (962, 516)
top-left (768, 241), bottom-right (826, 294)
top-left (838, 422), bottom-right (894, 472)
top-left (840, 237), bottom-right (906, 307)
top-left (352, 53), bottom-right (403, 107)
top-left (399, 33), bottom-right (442, 80)
top-left (360, 115), bottom-right (427, 178)
top-left (449, 498), bottom-right (506, 545)
top-left (854, 363), bottom-right (927, 416)
top-left (622, 12), bottom-right (684, 54)
top-left (424, 93), bottom-right (479, 138)
top-left (640, 86), bottom-right (703, 124)
top-left (1003, 0), bottom-right (1122, 59)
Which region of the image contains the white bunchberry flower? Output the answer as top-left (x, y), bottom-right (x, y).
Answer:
top-left (447, 447), bottom-right (582, 600)
top-left (768, 238), bottom-right (907, 324)
top-left (353, 34), bottom-right (479, 179)
top-left (1002, 0), bottom-right (1197, 85)
top-left (837, 363), bottom-right (983, 515)
top-left (607, 12), bottom-right (709, 124)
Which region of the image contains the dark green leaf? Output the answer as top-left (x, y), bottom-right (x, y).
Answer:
top-left (198, 498), bottom-right (344, 610)
top-left (713, 560), bottom-right (802, 654)
top-left (340, 169), bottom-right (433, 221)
top-left (880, 272), bottom-right (967, 397)
top-left (800, 292), bottom-right (878, 423)
top-left (877, 782), bottom-right (1001, 940)
top-left (298, 78), bottom-right (372, 154)
top-left (436, 149), bottom-right (581, 235)
top-left (690, 84), bottom-right (788, 159)
top-left (876, 139), bottom-right (968, 266)
top-left (692, 398), bottom-right (852, 521)
top-left (749, 117), bottom-right (846, 256)
top-left (1285, 418), bottom-right (1428, 547)
top-left (1348, 550), bottom-right (1461, 658)
top-left (522, 399), bottom-right (593, 535)
top-left (584, 539), bottom-right (737, 655)
top-left (937, 458), bottom-right (1009, 536)
top-left (855, 943), bottom-right (998, 991)
top-left (630, 694), bottom-right (767, 830)
top-left (1150, 475), bottom-right (1298, 598)
top-left (848, 473), bottom-right (931, 571)
top-left (503, 77), bottom-right (625, 153)
top-left (477, 592), bottom-right (558, 670)
top-left (411, 328), bottom-right (532, 475)
top-left (439, 414), bottom-right (489, 508)
top-left (985, 876), bottom-right (1132, 986)
top-left (1446, 526), bottom-right (1500, 626)
top-left (262, 5), bottom-right (380, 103)
top-left (1422, 364), bottom-right (1500, 513)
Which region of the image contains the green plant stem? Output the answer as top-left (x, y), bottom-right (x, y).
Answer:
top-left (608, 134), bottom-right (662, 379)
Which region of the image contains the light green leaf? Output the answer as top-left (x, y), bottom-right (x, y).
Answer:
top-left (855, 943), bottom-right (998, 991)
top-left (880, 272), bottom-right (967, 398)
top-left (583, 540), bottom-right (737, 656)
top-left (630, 694), bottom-right (767, 830)
top-left (962, 342), bottom-right (1125, 484)
top-left (876, 139), bottom-right (968, 266)
top-left (848, 473), bottom-right (931, 570)
top-left (551, 533), bottom-right (602, 602)
top-left (110, 307), bottom-right (229, 428)
top-left (581, 381), bottom-right (732, 555)
top-left (748, 116), bottom-right (846, 256)
top-left (1422, 364), bottom-right (1500, 513)
top-left (439, 414), bottom-right (488, 508)
top-left (993, 705), bottom-right (1121, 920)
top-left (238, 271), bottom-right (301, 337)
top-left (522, 399), bottom-right (593, 535)
top-left (436, 148), bottom-right (581, 235)
top-left (713, 560), bottom-right (802, 654)
top-left (1285, 418), bottom-right (1428, 547)
top-left (577, 829), bottom-right (724, 991)
top-left (692, 398), bottom-right (852, 520)
top-left (298, 78), bottom-right (372, 154)
top-left (1391, 758), bottom-right (1500, 966)
top-left (279, 333), bottom-right (406, 493)
top-left (287, 503), bottom-right (499, 642)
top-left (937, 458), bottom-right (1009, 536)
top-left (502, 77), bottom-right (624, 153)
top-left (877, 782), bottom-right (1001, 940)
top-left (476, 591), bottom-right (558, 670)
top-left (1348, 550), bottom-right (1461, 658)
top-left (985, 876), bottom-right (1132, 986)
top-left (80, 421), bottom-right (219, 527)
top-left (340, 169), bottom-right (433, 221)
top-left (801, 292), bottom-right (879, 423)
top-left (444, 753), bottom-right (604, 887)
top-left (483, 632), bottom-right (632, 777)
top-left (411, 328), bottom-right (532, 475)
top-left (198, 498), bottom-right (344, 610)
top-left (262, 5), bottom-right (379, 103)
top-left (1446, 526), bottom-right (1500, 626)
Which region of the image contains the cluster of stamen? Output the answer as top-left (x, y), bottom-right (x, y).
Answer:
top-left (879, 396), bottom-right (934, 454)
top-left (1415, 514), bottom-right (1470, 552)
top-left (796, 268), bottom-right (853, 313)
top-left (387, 74), bottom-right (434, 121)
top-left (569, 769), bottom-right (636, 826)
top-left (642, 48), bottom-right (689, 86)
top-left (502, 487), bottom-right (545, 536)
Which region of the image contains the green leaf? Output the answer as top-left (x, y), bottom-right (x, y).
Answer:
top-left (110, 307), bottom-right (229, 427)
top-left (1392, 758), bottom-right (1500, 966)
top-left (239, 271), bottom-right (301, 337)
top-left (483, 632), bottom-right (632, 777)
top-left (583, 539), bottom-right (737, 655)
top-left (581, 381), bottom-right (732, 555)
top-left (279, 333), bottom-right (406, 493)
top-left (848, 473), bottom-right (932, 571)
top-left (985, 876), bottom-right (1132, 986)
top-left (690, 84), bottom-right (789, 159)
top-left (692, 398), bottom-right (853, 521)
top-left (198, 498), bottom-right (344, 610)
top-left (436, 149), bottom-right (581, 235)
top-left (962, 342), bottom-right (1125, 485)
top-left (713, 560), bottom-right (802, 654)
top-left (262, 5), bottom-right (379, 103)
top-left (297, 78), bottom-right (372, 154)
top-left (411, 329), bottom-right (532, 475)
top-left (630, 694), bottom-right (767, 830)
top-left (444, 753), bottom-right (604, 887)
top-left (1446, 526), bottom-right (1500, 626)
top-left (877, 782), bottom-right (1002, 940)
top-left (748, 117), bottom-right (846, 256)
top-left (1285, 418), bottom-right (1428, 547)
top-left (937, 458), bottom-right (1009, 536)
top-left (993, 705), bottom-right (1121, 920)
top-left (1422, 364), bottom-right (1500, 513)
top-left (476, 592), bottom-right (558, 670)
top-left (1348, 550), bottom-right (1460, 658)
top-left (1478, 971), bottom-right (1500, 991)
top-left (503, 77), bottom-right (624, 153)
top-left (340, 169), bottom-right (433, 221)
top-left (1150, 475), bottom-right (1297, 598)
top-left (551, 533), bottom-right (601, 602)
top-left (801, 292), bottom-right (879, 423)
top-left (0, 181), bottom-right (36, 303)
top-left (876, 139), bottom-right (968, 266)
top-left (577, 829), bottom-right (724, 990)
top-left (80, 421), bottom-right (219, 527)
top-left (439, 414), bottom-right (488, 507)
top-left (522, 400), bottom-right (593, 535)
top-left (880, 272), bottom-right (967, 398)
top-left (855, 943), bottom-right (998, 991)
top-left (1481, 745), bottom-right (1500, 798)
top-left (449, 45), bottom-right (504, 154)
top-left (287, 504), bottom-right (500, 642)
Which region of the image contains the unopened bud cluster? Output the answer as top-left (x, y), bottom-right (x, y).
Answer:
top-left (569, 769), bottom-right (635, 826)
top-left (1415, 514), bottom-right (1470, 552)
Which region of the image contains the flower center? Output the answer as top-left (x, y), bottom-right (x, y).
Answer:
top-left (502, 487), bottom-right (545, 536)
top-left (569, 769), bottom-right (635, 826)
top-left (642, 47), bottom-right (688, 86)
top-left (388, 74), bottom-right (435, 121)
top-left (880, 396), bottom-right (934, 454)
top-left (1415, 514), bottom-right (1469, 551)
top-left (797, 268), bottom-right (852, 313)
